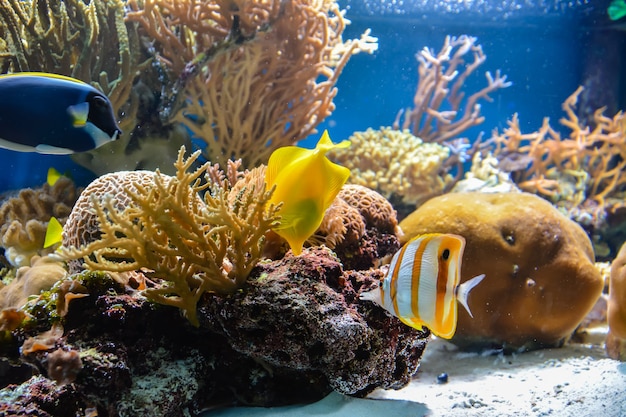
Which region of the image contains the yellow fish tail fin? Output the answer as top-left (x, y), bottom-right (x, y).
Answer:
top-left (47, 167), bottom-right (62, 187)
top-left (44, 217), bottom-right (64, 248)
top-left (322, 161), bottom-right (351, 208)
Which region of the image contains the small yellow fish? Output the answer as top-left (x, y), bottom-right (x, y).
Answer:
top-left (265, 130), bottom-right (350, 255)
top-left (47, 167), bottom-right (62, 187)
top-left (360, 233), bottom-right (485, 339)
top-left (43, 216), bottom-right (64, 248)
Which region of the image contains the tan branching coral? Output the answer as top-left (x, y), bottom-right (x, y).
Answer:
top-left (126, 0), bottom-right (378, 168)
top-left (490, 87), bottom-right (626, 207)
top-left (0, 177), bottom-right (79, 267)
top-left (60, 147), bottom-right (280, 326)
top-left (329, 127), bottom-right (454, 207)
top-left (394, 35), bottom-right (511, 144)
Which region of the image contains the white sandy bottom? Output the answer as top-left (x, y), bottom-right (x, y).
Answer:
top-left (207, 336), bottom-right (626, 417)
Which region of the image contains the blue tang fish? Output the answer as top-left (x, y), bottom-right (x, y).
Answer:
top-left (0, 72), bottom-right (121, 154)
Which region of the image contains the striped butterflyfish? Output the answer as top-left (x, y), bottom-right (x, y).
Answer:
top-left (0, 72), bottom-right (121, 154)
top-left (360, 233), bottom-right (485, 339)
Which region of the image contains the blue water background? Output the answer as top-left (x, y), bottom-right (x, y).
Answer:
top-left (0, 0), bottom-right (619, 192)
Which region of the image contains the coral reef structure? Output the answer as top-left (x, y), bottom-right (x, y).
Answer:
top-left (126, 0), bottom-right (378, 169)
top-left (329, 127), bottom-right (453, 209)
top-left (607, 241), bottom-right (626, 360)
top-left (394, 35), bottom-right (511, 145)
top-left (199, 247), bottom-right (427, 397)
top-left (60, 148), bottom-right (279, 326)
top-left (0, 238), bottom-right (427, 415)
top-left (0, 256), bottom-right (66, 313)
top-left (335, 36), bottom-right (511, 213)
top-left (314, 184), bottom-right (401, 271)
top-left (490, 86), bottom-right (626, 209)
top-left (0, 177), bottom-right (79, 267)
top-left (400, 192), bottom-right (603, 352)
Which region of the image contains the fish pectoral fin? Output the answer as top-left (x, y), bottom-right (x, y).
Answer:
top-left (67, 102), bottom-right (89, 127)
top-left (359, 287), bottom-right (382, 305)
top-left (456, 273), bottom-right (486, 318)
top-left (35, 144), bottom-right (74, 155)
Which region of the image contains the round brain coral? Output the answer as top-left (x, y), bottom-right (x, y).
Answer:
top-left (337, 184), bottom-right (399, 235)
top-left (63, 171), bottom-right (157, 252)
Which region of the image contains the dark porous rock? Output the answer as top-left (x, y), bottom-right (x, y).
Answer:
top-left (1, 249), bottom-right (428, 414)
top-left (0, 375), bottom-right (88, 417)
top-left (198, 246), bottom-right (429, 399)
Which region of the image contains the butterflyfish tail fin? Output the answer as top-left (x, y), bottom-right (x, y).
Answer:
top-left (456, 274), bottom-right (486, 318)
top-left (44, 217), bottom-right (64, 248)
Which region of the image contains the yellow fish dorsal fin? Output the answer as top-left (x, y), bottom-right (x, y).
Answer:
top-left (315, 130), bottom-right (351, 154)
top-left (265, 145), bottom-right (312, 189)
top-left (43, 216), bottom-right (64, 248)
top-left (47, 167), bottom-right (62, 187)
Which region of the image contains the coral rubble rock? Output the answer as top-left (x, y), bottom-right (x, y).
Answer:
top-left (400, 192), bottom-right (603, 351)
top-left (199, 246), bottom-right (428, 397)
top-left (0, 249), bottom-right (426, 414)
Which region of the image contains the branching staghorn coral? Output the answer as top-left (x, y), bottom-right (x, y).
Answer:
top-left (490, 87), bottom-right (626, 208)
top-left (394, 35), bottom-right (512, 144)
top-left (60, 147), bottom-right (280, 326)
top-left (126, 0), bottom-right (378, 169)
top-left (329, 127), bottom-right (454, 209)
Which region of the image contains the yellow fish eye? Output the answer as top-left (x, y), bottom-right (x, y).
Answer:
top-left (441, 248), bottom-right (450, 261)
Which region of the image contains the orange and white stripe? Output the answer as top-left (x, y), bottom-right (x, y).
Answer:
top-left (360, 233), bottom-right (485, 339)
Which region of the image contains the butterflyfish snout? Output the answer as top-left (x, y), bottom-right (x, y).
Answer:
top-left (0, 72), bottom-right (121, 154)
top-left (265, 130), bottom-right (351, 256)
top-left (360, 233), bottom-right (486, 339)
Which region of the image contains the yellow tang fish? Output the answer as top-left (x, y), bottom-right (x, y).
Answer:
top-left (265, 130), bottom-right (350, 256)
top-left (360, 233), bottom-right (485, 339)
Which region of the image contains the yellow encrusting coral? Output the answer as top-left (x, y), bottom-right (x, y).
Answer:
top-left (329, 127), bottom-right (453, 207)
top-left (59, 147), bottom-right (280, 326)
